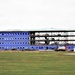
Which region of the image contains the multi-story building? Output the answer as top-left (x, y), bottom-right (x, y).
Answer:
top-left (0, 30), bottom-right (75, 50)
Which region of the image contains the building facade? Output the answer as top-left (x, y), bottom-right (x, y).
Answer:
top-left (0, 31), bottom-right (29, 50)
top-left (0, 30), bottom-right (75, 50)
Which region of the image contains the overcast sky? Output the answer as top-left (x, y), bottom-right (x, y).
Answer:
top-left (0, 0), bottom-right (75, 30)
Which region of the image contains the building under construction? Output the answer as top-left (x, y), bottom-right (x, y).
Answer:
top-left (0, 30), bottom-right (75, 51)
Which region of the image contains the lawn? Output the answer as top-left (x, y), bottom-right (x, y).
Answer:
top-left (0, 51), bottom-right (75, 75)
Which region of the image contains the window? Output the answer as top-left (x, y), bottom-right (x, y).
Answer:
top-left (12, 33), bottom-right (13, 35)
top-left (25, 42), bottom-right (27, 44)
top-left (2, 33), bottom-right (4, 35)
top-left (20, 38), bottom-right (22, 39)
top-left (17, 33), bottom-right (19, 35)
top-left (20, 47), bottom-right (22, 49)
top-left (2, 38), bottom-right (4, 40)
top-left (36, 47), bottom-right (38, 48)
top-left (2, 47), bottom-right (4, 49)
top-left (4, 38), bottom-right (6, 40)
top-left (2, 42), bottom-right (4, 44)
top-left (14, 33), bottom-right (17, 35)
top-left (23, 33), bottom-right (24, 35)
top-left (4, 33), bottom-right (6, 35)
top-left (25, 33), bottom-right (27, 35)
top-left (25, 38), bottom-right (27, 39)
top-left (7, 38), bottom-right (9, 40)
top-left (39, 47), bottom-right (43, 49)
top-left (18, 47), bottom-right (19, 49)
top-left (20, 33), bottom-right (22, 35)
top-left (28, 42), bottom-right (29, 44)
top-left (28, 33), bottom-right (29, 35)
top-left (6, 47), bottom-right (8, 49)
top-left (20, 42), bottom-right (22, 44)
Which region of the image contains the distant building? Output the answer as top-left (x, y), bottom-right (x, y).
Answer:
top-left (0, 30), bottom-right (75, 50)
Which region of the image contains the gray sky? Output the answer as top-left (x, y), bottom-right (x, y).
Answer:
top-left (0, 0), bottom-right (75, 30)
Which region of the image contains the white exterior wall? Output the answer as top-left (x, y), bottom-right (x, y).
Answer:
top-left (35, 31), bottom-right (75, 45)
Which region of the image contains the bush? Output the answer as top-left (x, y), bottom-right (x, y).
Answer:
top-left (11, 48), bottom-right (17, 50)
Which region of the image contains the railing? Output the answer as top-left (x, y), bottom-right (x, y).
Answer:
top-left (30, 40), bottom-right (75, 41)
top-left (30, 35), bottom-right (75, 37)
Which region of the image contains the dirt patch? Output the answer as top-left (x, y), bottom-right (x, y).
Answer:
top-left (0, 50), bottom-right (40, 53)
top-left (64, 53), bottom-right (75, 56)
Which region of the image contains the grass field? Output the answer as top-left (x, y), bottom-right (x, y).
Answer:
top-left (0, 51), bottom-right (75, 75)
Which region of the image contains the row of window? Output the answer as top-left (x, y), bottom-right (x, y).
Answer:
top-left (0, 37), bottom-right (29, 40)
top-left (0, 46), bottom-right (45, 49)
top-left (0, 47), bottom-right (26, 49)
top-left (31, 46), bottom-right (44, 49)
top-left (0, 46), bottom-right (56, 49)
top-left (0, 42), bottom-right (29, 44)
top-left (0, 33), bottom-right (29, 35)
top-left (0, 46), bottom-right (74, 50)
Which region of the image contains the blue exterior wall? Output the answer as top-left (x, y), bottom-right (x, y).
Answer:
top-left (0, 31), bottom-right (58, 50)
top-left (0, 31), bottom-right (29, 50)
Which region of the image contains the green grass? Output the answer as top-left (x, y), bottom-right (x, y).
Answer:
top-left (0, 51), bottom-right (75, 75)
